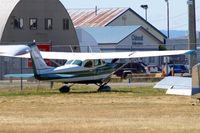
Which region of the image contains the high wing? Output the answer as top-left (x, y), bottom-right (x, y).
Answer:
top-left (0, 45), bottom-right (193, 60)
top-left (16, 50), bottom-right (193, 60)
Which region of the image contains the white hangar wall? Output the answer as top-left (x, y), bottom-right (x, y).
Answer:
top-left (76, 28), bottom-right (100, 52)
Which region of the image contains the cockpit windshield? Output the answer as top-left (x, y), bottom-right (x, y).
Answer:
top-left (72, 60), bottom-right (82, 66)
top-left (65, 60), bottom-right (82, 66)
top-left (65, 60), bottom-right (73, 65)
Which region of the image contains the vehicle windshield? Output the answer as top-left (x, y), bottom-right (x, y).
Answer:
top-left (72, 60), bottom-right (82, 66)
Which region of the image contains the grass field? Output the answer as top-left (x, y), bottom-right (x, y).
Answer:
top-left (0, 84), bottom-right (200, 133)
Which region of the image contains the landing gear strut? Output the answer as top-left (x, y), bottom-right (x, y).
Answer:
top-left (97, 78), bottom-right (112, 92)
top-left (59, 85), bottom-right (70, 93)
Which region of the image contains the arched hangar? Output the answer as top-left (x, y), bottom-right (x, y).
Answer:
top-left (0, 0), bottom-right (79, 78)
top-left (0, 0), bottom-right (79, 52)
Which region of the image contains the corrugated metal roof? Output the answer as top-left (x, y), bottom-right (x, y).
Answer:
top-left (68, 8), bottom-right (128, 27)
top-left (0, 0), bottom-right (20, 40)
top-left (79, 26), bottom-right (141, 44)
top-left (68, 7), bottom-right (167, 40)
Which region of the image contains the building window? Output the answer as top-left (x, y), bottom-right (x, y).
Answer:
top-left (29, 18), bottom-right (37, 30)
top-left (63, 18), bottom-right (69, 30)
top-left (13, 18), bottom-right (23, 29)
top-left (45, 18), bottom-right (53, 30)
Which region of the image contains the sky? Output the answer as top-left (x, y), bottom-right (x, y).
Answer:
top-left (60, 0), bottom-right (200, 31)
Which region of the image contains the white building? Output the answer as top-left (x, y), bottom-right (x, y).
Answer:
top-left (68, 8), bottom-right (167, 44)
top-left (77, 26), bottom-right (163, 65)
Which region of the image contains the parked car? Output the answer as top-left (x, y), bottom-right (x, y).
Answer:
top-left (169, 64), bottom-right (188, 74)
top-left (146, 65), bottom-right (161, 73)
top-left (114, 62), bottom-right (147, 78)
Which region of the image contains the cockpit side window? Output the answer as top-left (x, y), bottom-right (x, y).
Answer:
top-left (84, 60), bottom-right (93, 68)
top-left (102, 60), bottom-right (105, 64)
top-left (94, 59), bottom-right (102, 66)
top-left (73, 60), bottom-right (82, 66)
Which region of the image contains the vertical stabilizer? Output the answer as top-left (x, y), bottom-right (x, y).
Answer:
top-left (28, 43), bottom-right (53, 76)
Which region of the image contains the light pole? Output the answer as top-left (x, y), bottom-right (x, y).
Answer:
top-left (165, 0), bottom-right (170, 38)
top-left (141, 5), bottom-right (148, 21)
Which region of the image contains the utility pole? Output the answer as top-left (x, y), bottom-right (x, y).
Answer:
top-left (165, 0), bottom-right (170, 38)
top-left (164, 0), bottom-right (170, 75)
top-left (187, 0), bottom-right (197, 74)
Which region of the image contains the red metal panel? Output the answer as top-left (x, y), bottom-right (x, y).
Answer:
top-left (28, 43), bottom-right (51, 68)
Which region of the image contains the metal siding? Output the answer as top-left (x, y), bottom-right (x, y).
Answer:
top-left (68, 8), bottom-right (166, 43)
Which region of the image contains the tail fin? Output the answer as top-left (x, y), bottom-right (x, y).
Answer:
top-left (28, 43), bottom-right (53, 76)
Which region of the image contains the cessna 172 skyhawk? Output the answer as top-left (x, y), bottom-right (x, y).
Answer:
top-left (0, 42), bottom-right (192, 93)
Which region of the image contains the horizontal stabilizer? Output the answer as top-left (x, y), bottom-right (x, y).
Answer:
top-left (4, 74), bottom-right (34, 78)
top-left (0, 45), bottom-right (30, 56)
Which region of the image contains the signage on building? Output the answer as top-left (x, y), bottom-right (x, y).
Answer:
top-left (131, 34), bottom-right (144, 45)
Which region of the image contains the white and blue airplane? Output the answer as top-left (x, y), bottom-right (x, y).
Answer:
top-left (0, 42), bottom-right (192, 93)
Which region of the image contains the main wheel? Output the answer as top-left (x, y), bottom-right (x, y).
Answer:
top-left (59, 86), bottom-right (70, 93)
top-left (98, 85), bottom-right (111, 92)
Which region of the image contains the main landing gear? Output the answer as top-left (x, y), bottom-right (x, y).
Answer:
top-left (97, 85), bottom-right (111, 92)
top-left (96, 77), bottom-right (112, 92)
top-left (59, 84), bottom-right (112, 93)
top-left (59, 85), bottom-right (70, 93)
top-left (96, 81), bottom-right (111, 92)
top-left (58, 80), bottom-right (112, 93)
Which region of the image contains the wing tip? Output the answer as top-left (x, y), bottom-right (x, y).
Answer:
top-left (185, 50), bottom-right (195, 55)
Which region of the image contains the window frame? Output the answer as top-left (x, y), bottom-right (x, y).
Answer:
top-left (29, 18), bottom-right (38, 30)
top-left (84, 60), bottom-right (93, 68)
top-left (63, 18), bottom-right (69, 30)
top-left (45, 18), bottom-right (53, 30)
top-left (13, 18), bottom-right (23, 29)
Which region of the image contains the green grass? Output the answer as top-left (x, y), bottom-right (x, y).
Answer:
top-left (0, 84), bottom-right (166, 97)
top-left (111, 86), bottom-right (166, 96)
top-left (0, 88), bottom-right (59, 97)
